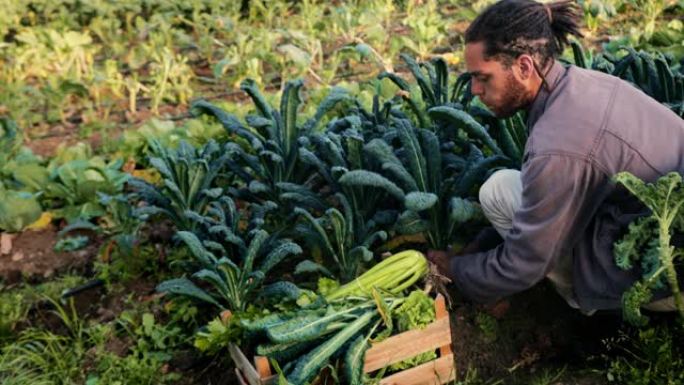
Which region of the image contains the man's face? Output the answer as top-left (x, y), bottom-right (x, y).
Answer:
top-left (464, 42), bottom-right (535, 118)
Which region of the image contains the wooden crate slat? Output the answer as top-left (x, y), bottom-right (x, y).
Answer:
top-left (433, 295), bottom-right (453, 356)
top-left (363, 317), bottom-right (451, 373)
top-left (229, 343), bottom-right (263, 385)
top-left (377, 354), bottom-right (456, 385)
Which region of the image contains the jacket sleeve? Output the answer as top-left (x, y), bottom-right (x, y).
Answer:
top-left (449, 154), bottom-right (610, 303)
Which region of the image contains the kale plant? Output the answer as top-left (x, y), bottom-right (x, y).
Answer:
top-left (294, 193), bottom-right (389, 282)
top-left (614, 171), bottom-right (684, 325)
top-left (190, 79), bottom-right (348, 212)
top-left (338, 118), bottom-right (502, 250)
top-left (129, 139), bottom-right (230, 232)
top-left (156, 196), bottom-right (302, 312)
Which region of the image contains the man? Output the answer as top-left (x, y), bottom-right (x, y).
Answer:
top-left (427, 0), bottom-right (684, 314)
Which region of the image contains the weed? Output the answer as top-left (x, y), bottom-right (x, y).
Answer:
top-left (602, 324), bottom-right (684, 384)
top-left (528, 366), bottom-right (566, 385)
top-left (475, 312), bottom-right (499, 343)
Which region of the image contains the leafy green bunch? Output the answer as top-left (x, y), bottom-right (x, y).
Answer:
top-left (242, 292), bottom-right (403, 385)
top-left (240, 258), bottom-right (430, 385)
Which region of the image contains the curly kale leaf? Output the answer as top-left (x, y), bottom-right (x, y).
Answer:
top-left (613, 171), bottom-right (684, 326)
top-left (622, 281), bottom-right (654, 327)
top-left (614, 216), bottom-right (656, 270)
top-left (389, 290), bottom-right (437, 371)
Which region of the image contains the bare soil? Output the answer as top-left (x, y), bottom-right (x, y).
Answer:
top-left (0, 226), bottom-right (100, 284)
top-left (449, 283), bottom-right (620, 384)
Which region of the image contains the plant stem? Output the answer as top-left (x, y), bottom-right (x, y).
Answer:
top-left (659, 221), bottom-right (684, 319)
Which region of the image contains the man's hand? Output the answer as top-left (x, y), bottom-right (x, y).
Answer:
top-left (425, 227), bottom-right (503, 298)
top-left (427, 248), bottom-right (510, 318)
top-left (426, 249), bottom-right (452, 277)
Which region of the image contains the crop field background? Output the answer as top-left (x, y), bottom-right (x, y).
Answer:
top-left (0, 0), bottom-right (683, 384)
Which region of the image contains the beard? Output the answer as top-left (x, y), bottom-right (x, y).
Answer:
top-left (485, 72), bottom-right (535, 118)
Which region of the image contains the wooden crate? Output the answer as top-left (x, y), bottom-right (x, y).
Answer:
top-left (230, 294), bottom-right (455, 385)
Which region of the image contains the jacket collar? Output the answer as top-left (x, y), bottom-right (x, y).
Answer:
top-left (526, 60), bottom-right (566, 131)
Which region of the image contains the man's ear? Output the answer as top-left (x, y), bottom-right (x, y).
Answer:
top-left (516, 54), bottom-right (536, 80)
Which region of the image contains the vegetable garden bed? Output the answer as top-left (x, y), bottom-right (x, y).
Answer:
top-left (229, 294), bottom-right (454, 385)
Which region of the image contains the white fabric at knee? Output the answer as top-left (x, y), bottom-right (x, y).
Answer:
top-left (478, 169), bottom-right (523, 237)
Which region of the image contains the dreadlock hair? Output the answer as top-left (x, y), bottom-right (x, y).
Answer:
top-left (465, 0), bottom-right (583, 68)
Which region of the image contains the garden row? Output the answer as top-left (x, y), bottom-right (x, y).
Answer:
top-left (2, 0), bottom-right (681, 136)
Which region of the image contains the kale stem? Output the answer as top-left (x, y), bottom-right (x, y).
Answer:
top-left (659, 221), bottom-right (684, 320)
